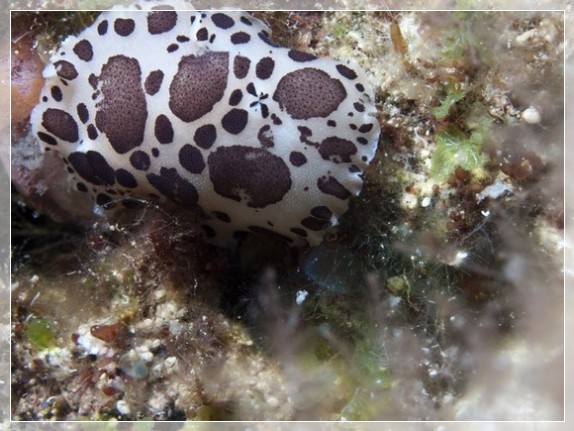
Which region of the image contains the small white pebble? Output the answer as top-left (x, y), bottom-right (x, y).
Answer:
top-left (150, 339), bottom-right (162, 349)
top-left (401, 193), bottom-right (418, 210)
top-left (388, 295), bottom-right (402, 307)
top-left (451, 250), bottom-right (468, 266)
top-left (477, 180), bottom-right (513, 203)
top-left (116, 400), bottom-right (130, 415)
top-left (152, 288), bottom-right (166, 301)
top-left (295, 290), bottom-right (308, 305)
top-left (165, 356), bottom-right (178, 368)
top-left (522, 106), bottom-right (541, 124)
top-left (139, 318), bottom-right (154, 330)
top-left (420, 196), bottom-right (431, 207)
top-left (135, 345), bottom-right (153, 362)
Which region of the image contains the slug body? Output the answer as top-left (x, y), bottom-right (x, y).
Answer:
top-left (31, 4), bottom-right (380, 247)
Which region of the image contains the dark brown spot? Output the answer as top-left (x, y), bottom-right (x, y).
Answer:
top-left (354, 102), bottom-right (365, 112)
top-left (145, 70), bottom-right (164, 95)
top-left (229, 89), bottom-right (243, 106)
top-left (311, 206), bottom-right (333, 220)
top-left (38, 132), bottom-right (58, 146)
top-left (240, 16), bottom-right (252, 26)
top-left (177, 35), bottom-right (190, 42)
top-left (211, 13), bottom-right (235, 29)
top-left (154, 114), bottom-right (174, 144)
top-left (301, 216), bottom-right (330, 231)
top-left (318, 137), bottom-right (357, 163)
top-left (246, 82), bottom-right (257, 96)
top-left (147, 167), bottom-right (199, 207)
top-left (357, 137), bottom-right (368, 145)
top-left (196, 27), bottom-right (208, 41)
top-left (73, 39), bottom-right (93, 61)
top-left (147, 11), bottom-right (177, 34)
top-left (169, 52), bottom-right (228, 122)
top-left (96, 193), bottom-right (114, 207)
top-left (68, 150), bottom-right (115, 186)
top-left (202, 225), bottom-right (216, 238)
top-left (114, 18), bottom-right (135, 36)
top-left (257, 125), bottom-right (274, 147)
top-left (130, 150), bottom-right (151, 171)
top-left (115, 168), bottom-right (137, 188)
top-left (233, 55), bottom-right (250, 79)
top-left (355, 83), bottom-right (365, 92)
top-left (54, 60), bottom-right (78, 80)
top-left (212, 211), bottom-right (231, 223)
top-left (298, 125), bottom-right (313, 141)
top-left (77, 182), bottom-right (88, 192)
top-left (77, 103), bottom-right (89, 123)
top-left (94, 55), bottom-right (147, 154)
top-left (98, 20), bottom-right (108, 35)
top-left (221, 109), bottom-right (248, 134)
top-left (255, 57), bottom-right (275, 80)
top-left (87, 124), bottom-right (98, 140)
top-left (51, 86), bottom-right (63, 102)
top-left (288, 49), bottom-right (317, 62)
top-left (88, 73), bottom-right (98, 89)
top-left (359, 123), bottom-right (374, 133)
top-left (317, 175), bottom-right (351, 199)
top-left (42, 108), bottom-right (79, 142)
top-left (290, 227), bottom-right (308, 237)
top-left (194, 124), bottom-right (217, 149)
top-left (167, 43), bottom-right (179, 53)
top-left (258, 31), bottom-right (281, 47)
top-left (327, 120), bottom-right (336, 127)
top-left (151, 4), bottom-right (175, 10)
top-left (273, 68), bottom-right (346, 120)
top-left (179, 144), bottom-right (205, 174)
top-left (289, 151), bottom-right (307, 167)
top-left (208, 145), bottom-right (291, 208)
top-left (336, 64), bottom-right (357, 80)
top-left (231, 31), bottom-right (250, 44)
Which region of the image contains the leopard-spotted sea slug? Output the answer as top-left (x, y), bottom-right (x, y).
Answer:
top-left (30, 3), bottom-right (380, 247)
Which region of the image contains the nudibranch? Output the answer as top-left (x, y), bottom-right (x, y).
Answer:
top-left (30, 3), bottom-right (380, 247)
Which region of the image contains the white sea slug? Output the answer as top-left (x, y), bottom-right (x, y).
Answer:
top-left (31, 4), bottom-right (380, 247)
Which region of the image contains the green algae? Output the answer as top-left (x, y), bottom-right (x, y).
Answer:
top-left (431, 126), bottom-right (489, 181)
top-left (432, 85), bottom-right (467, 121)
top-left (25, 318), bottom-right (56, 350)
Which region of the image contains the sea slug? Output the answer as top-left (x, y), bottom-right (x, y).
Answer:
top-left (31, 3), bottom-right (380, 247)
